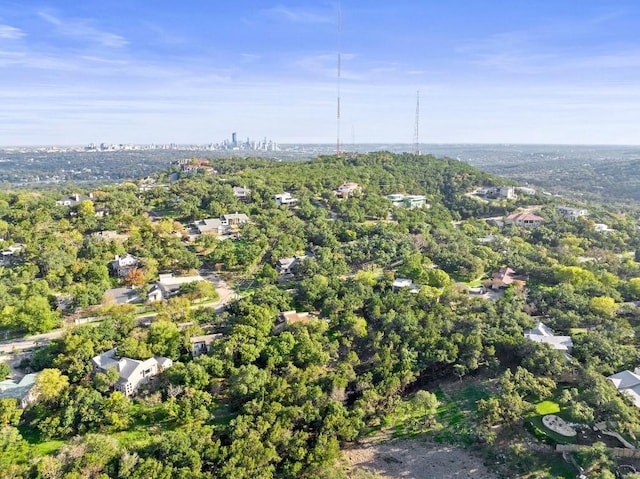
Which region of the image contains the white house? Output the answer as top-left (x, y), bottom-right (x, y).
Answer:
top-left (524, 322), bottom-right (573, 355)
top-left (594, 223), bottom-right (613, 233)
top-left (515, 186), bottom-right (536, 196)
top-left (147, 273), bottom-right (205, 302)
top-left (486, 186), bottom-right (516, 200)
top-left (110, 254), bottom-right (141, 278)
top-left (557, 206), bottom-right (588, 221)
top-left (56, 193), bottom-right (93, 207)
top-left (608, 368), bottom-right (640, 408)
top-left (275, 192), bottom-right (298, 207)
top-left (392, 278), bottom-right (420, 293)
top-left (91, 349), bottom-right (172, 396)
top-left (221, 213), bottom-right (249, 226)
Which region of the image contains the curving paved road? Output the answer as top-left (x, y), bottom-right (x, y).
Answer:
top-left (0, 271), bottom-right (238, 355)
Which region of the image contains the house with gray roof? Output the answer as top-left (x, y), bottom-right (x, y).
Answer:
top-left (103, 287), bottom-right (142, 305)
top-left (524, 322), bottom-right (573, 358)
top-left (557, 206), bottom-right (588, 221)
top-left (91, 348), bottom-right (172, 396)
top-left (221, 212), bottom-right (249, 226)
top-left (190, 333), bottom-right (223, 357)
top-left (195, 218), bottom-right (226, 235)
top-left (0, 372), bottom-right (40, 408)
top-left (147, 273), bottom-right (205, 302)
top-left (276, 255), bottom-right (309, 276)
top-left (608, 368), bottom-right (640, 408)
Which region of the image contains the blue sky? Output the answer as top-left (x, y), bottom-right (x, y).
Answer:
top-left (1, 1), bottom-right (640, 145)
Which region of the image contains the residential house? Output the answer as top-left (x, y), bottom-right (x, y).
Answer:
top-left (94, 204), bottom-right (110, 218)
top-left (273, 310), bottom-right (310, 333)
top-left (477, 234), bottom-right (498, 244)
top-left (392, 278), bottom-right (420, 293)
top-left (515, 186), bottom-right (536, 196)
top-left (190, 333), bottom-right (223, 357)
top-left (180, 159), bottom-right (216, 175)
top-left (276, 255), bottom-right (308, 275)
top-left (524, 322), bottom-right (573, 355)
top-left (275, 192), bottom-right (298, 208)
top-left (194, 218), bottom-right (226, 236)
top-left (506, 212), bottom-right (544, 228)
top-left (557, 206), bottom-right (588, 221)
top-left (56, 193), bottom-right (93, 207)
top-left (0, 373), bottom-right (40, 408)
top-left (103, 287), bottom-right (142, 305)
top-left (110, 254), bottom-right (141, 278)
top-left (335, 182), bottom-right (362, 198)
top-left (194, 214), bottom-right (249, 237)
top-left (486, 186), bottom-right (516, 200)
top-left (221, 213), bottom-right (249, 227)
top-left (608, 368), bottom-right (640, 408)
top-left (386, 193), bottom-right (428, 209)
top-left (147, 284), bottom-right (164, 303)
top-left (232, 186), bottom-right (251, 202)
top-left (594, 223), bottom-right (613, 233)
top-left (0, 244), bottom-right (23, 266)
top-left (91, 348), bottom-right (172, 396)
top-left (147, 273), bottom-right (205, 302)
top-left (491, 266), bottom-right (527, 289)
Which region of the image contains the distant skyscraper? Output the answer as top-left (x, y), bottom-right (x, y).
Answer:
top-left (232, 132), bottom-right (237, 147)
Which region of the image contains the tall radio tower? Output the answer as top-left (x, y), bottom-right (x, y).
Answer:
top-left (413, 90), bottom-right (420, 155)
top-left (336, 6), bottom-right (342, 157)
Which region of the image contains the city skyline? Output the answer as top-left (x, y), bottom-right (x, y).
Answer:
top-left (2, 1), bottom-right (640, 146)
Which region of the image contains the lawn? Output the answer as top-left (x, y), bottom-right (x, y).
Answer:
top-left (18, 424), bottom-right (65, 456)
top-left (535, 400), bottom-right (561, 415)
top-left (526, 399), bottom-right (576, 445)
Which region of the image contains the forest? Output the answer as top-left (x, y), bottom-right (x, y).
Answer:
top-left (1, 152), bottom-right (640, 478)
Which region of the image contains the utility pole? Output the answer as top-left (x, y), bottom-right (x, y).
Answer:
top-left (336, 6), bottom-right (342, 157)
top-left (414, 90), bottom-right (420, 155)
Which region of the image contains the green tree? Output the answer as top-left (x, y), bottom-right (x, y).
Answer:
top-left (35, 368), bottom-right (69, 403)
top-left (589, 296), bottom-right (617, 318)
top-left (0, 398), bottom-right (22, 426)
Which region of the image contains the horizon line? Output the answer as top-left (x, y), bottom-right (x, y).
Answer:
top-left (3, 142), bottom-right (640, 149)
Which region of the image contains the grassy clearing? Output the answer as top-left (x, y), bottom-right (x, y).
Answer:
top-left (432, 382), bottom-right (491, 445)
top-left (112, 429), bottom-right (154, 449)
top-left (18, 425), bottom-right (65, 456)
top-left (535, 400), bottom-right (561, 415)
top-left (568, 328), bottom-right (588, 335)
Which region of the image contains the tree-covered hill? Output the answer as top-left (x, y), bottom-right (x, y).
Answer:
top-left (1, 152), bottom-right (640, 478)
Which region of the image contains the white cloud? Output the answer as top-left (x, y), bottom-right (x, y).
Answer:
top-left (0, 24), bottom-right (24, 39)
top-left (37, 11), bottom-right (128, 48)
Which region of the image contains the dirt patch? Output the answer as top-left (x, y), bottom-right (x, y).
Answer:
top-left (343, 437), bottom-right (499, 479)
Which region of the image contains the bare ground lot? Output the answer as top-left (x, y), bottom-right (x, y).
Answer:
top-left (343, 437), bottom-right (499, 479)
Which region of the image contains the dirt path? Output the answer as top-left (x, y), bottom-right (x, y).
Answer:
top-left (343, 437), bottom-right (499, 479)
